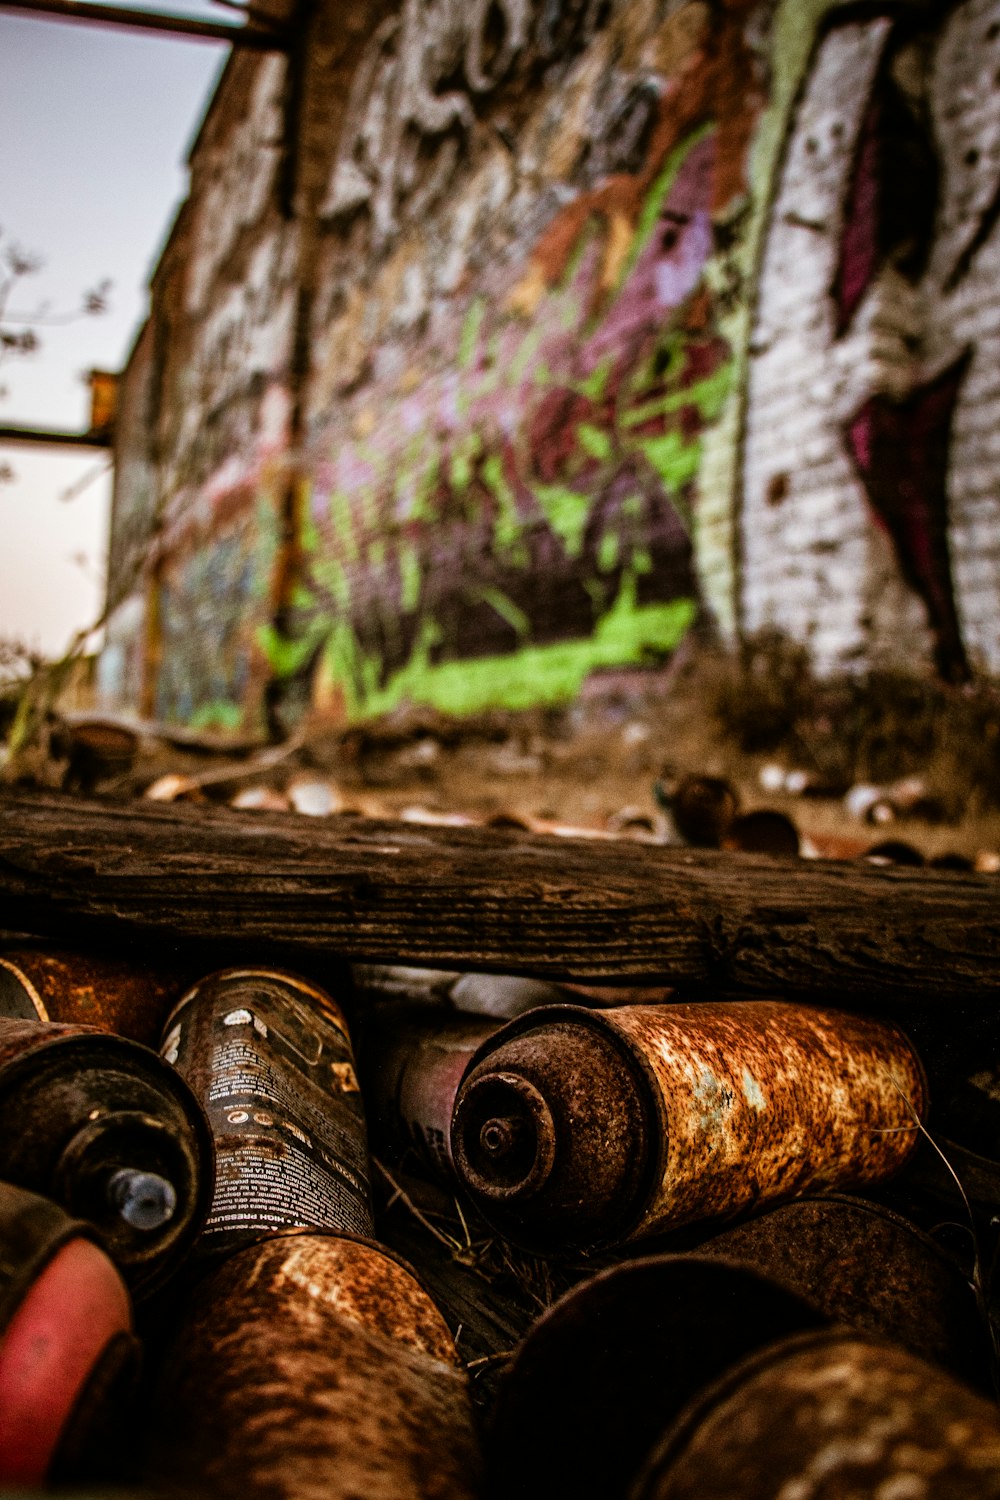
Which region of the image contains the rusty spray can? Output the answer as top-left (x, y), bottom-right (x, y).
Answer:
top-left (487, 1255), bottom-right (826, 1500)
top-left (697, 1193), bottom-right (989, 1388)
top-left (452, 1001), bottom-right (926, 1250)
top-left (0, 949), bottom-right (192, 1047)
top-left (153, 969), bottom-right (482, 1500)
top-left (0, 1180), bottom-right (138, 1488)
top-left (147, 1230), bottom-right (480, 1500)
top-left (631, 1329), bottom-right (1000, 1499)
top-left (361, 1005), bottom-right (501, 1178)
top-left (161, 967), bottom-right (374, 1253)
top-left (0, 1014), bottom-right (212, 1294)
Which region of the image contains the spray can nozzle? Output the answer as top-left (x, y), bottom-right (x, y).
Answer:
top-left (106, 1168), bottom-right (178, 1232)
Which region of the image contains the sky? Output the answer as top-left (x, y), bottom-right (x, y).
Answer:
top-left (0, 3), bottom-right (227, 657)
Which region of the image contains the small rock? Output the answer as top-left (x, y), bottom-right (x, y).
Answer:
top-left (844, 783), bottom-right (883, 820)
top-left (392, 737), bottom-right (441, 773)
top-left (758, 763), bottom-right (786, 793)
top-left (399, 805), bottom-right (480, 827)
top-left (286, 775), bottom-right (344, 817)
top-left (862, 839), bottom-right (924, 866)
top-left (621, 721), bottom-right (650, 747)
top-left (144, 773), bottom-right (203, 803)
top-left (605, 806), bottom-right (670, 843)
top-left (230, 786), bottom-right (291, 812)
top-left (866, 799), bottom-right (897, 827)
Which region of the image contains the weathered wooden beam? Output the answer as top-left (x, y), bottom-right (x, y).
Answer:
top-left (0, 790), bottom-right (997, 1003)
top-left (0, 423), bottom-right (111, 449)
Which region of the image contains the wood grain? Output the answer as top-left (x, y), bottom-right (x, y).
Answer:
top-left (0, 790), bottom-right (997, 1003)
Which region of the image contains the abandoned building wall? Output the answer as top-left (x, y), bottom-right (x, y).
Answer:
top-left (98, 318), bottom-right (156, 710)
top-left (101, 0), bottom-right (1000, 730)
top-left (102, 48), bottom-right (299, 729)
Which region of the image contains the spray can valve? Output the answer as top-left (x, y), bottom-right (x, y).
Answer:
top-left (106, 1168), bottom-right (178, 1232)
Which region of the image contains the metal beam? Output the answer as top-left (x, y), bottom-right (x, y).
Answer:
top-left (0, 0), bottom-right (288, 48)
top-left (0, 424), bottom-right (113, 450)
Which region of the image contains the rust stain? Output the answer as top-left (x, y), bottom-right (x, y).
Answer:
top-left (149, 1232), bottom-right (480, 1500)
top-left (0, 949), bottom-right (193, 1047)
top-left (452, 1001), bottom-right (925, 1250)
top-left (613, 1001), bottom-right (926, 1240)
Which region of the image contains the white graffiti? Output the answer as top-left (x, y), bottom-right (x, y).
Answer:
top-left (743, 0), bottom-right (1000, 677)
top-left (321, 0), bottom-right (617, 247)
top-left (741, 17), bottom-right (919, 674)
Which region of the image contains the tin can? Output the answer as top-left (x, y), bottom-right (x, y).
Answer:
top-left (0, 949), bottom-right (192, 1047)
top-left (452, 1001), bottom-right (926, 1249)
top-left (632, 1329), bottom-right (1000, 1499)
top-left (361, 1006), bottom-right (499, 1178)
top-left (161, 968), bottom-right (373, 1256)
top-left (0, 1015), bottom-right (212, 1294)
top-left (0, 1180), bottom-right (137, 1488)
top-left (147, 1230), bottom-right (481, 1500)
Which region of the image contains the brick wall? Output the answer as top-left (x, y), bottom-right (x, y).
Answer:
top-left (100, 0), bottom-right (1000, 729)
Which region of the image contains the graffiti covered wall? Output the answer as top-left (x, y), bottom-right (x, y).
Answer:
top-left (743, 0), bottom-right (1000, 680)
top-left (102, 0), bottom-right (1000, 729)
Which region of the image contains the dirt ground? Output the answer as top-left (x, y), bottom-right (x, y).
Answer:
top-left (54, 644), bottom-right (1000, 870)
top-left (6, 636), bottom-right (1000, 867)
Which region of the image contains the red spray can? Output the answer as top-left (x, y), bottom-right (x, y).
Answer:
top-left (0, 1180), bottom-right (137, 1489)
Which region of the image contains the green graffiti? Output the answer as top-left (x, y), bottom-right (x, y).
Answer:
top-left (459, 297), bottom-right (486, 369)
top-left (482, 453), bottom-right (528, 562)
top-left (399, 543), bottom-right (421, 612)
top-left (577, 422), bottom-right (613, 461)
top-left (257, 621), bottom-right (323, 680)
top-left (300, 510), bottom-right (320, 555)
top-left (326, 591), bottom-right (696, 720)
top-left (329, 490), bottom-right (360, 564)
top-left (531, 482), bottom-right (591, 558)
top-left (622, 360), bottom-right (733, 430)
top-left (189, 700), bottom-right (244, 732)
top-left (597, 530), bottom-right (619, 572)
top-left (475, 586), bottom-right (531, 640)
top-left (639, 430), bottom-right (701, 503)
top-left (450, 431), bottom-right (482, 494)
top-left (508, 325), bottom-right (546, 385)
top-left (313, 556), bottom-right (350, 608)
top-left (576, 355), bottom-right (613, 401)
top-left (408, 451), bottom-right (441, 523)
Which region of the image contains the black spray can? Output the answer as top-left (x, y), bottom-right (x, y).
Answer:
top-left (161, 968), bottom-right (374, 1255)
top-left (0, 1015), bottom-right (212, 1295)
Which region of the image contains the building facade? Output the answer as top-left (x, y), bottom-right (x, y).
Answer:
top-left (99, 0), bottom-right (1000, 730)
